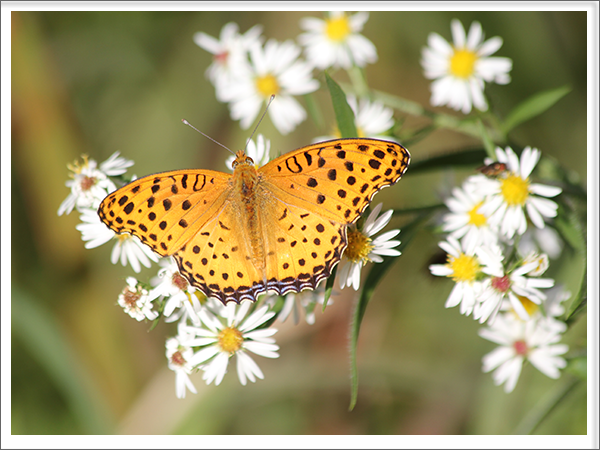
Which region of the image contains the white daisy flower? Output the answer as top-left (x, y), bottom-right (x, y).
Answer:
top-left (421, 19), bottom-right (512, 114)
top-left (474, 254), bottom-right (555, 325)
top-left (314, 95), bottom-right (394, 143)
top-left (337, 203), bottom-right (402, 291)
top-left (478, 313), bottom-right (568, 393)
top-left (441, 178), bottom-right (499, 254)
top-left (110, 235), bottom-right (160, 274)
top-left (148, 257), bottom-right (203, 325)
top-left (193, 22), bottom-right (263, 102)
top-left (298, 11), bottom-right (377, 70)
top-left (58, 152), bottom-right (134, 216)
top-left (219, 39), bottom-right (319, 135)
top-left (518, 226), bottom-right (564, 259)
top-left (185, 302), bottom-right (279, 386)
top-left (477, 147), bottom-right (563, 240)
top-left (496, 285), bottom-right (571, 338)
top-left (75, 207), bottom-right (159, 273)
top-left (166, 324), bottom-right (198, 399)
top-left (76, 207), bottom-right (116, 249)
top-left (273, 287), bottom-right (329, 325)
top-left (117, 277), bottom-right (158, 321)
top-left (430, 237), bottom-right (504, 317)
top-left (225, 134), bottom-right (271, 170)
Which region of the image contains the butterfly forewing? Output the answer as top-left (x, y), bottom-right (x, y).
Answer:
top-left (98, 169), bottom-right (232, 256)
top-left (261, 138), bottom-right (410, 225)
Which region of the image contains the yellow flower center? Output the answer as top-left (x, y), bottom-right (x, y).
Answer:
top-left (218, 327), bottom-right (244, 354)
top-left (344, 229), bottom-right (373, 263)
top-left (450, 48), bottom-right (478, 78)
top-left (447, 253), bottom-right (480, 283)
top-left (333, 125), bottom-right (364, 138)
top-left (500, 174), bottom-right (530, 206)
top-left (325, 15), bottom-right (351, 42)
top-left (467, 201), bottom-right (487, 227)
top-left (255, 74), bottom-right (280, 98)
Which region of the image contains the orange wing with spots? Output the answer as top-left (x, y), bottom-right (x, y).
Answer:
top-left (98, 138), bottom-right (410, 304)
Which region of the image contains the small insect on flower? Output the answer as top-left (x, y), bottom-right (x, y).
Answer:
top-left (477, 162), bottom-right (508, 178)
top-left (476, 147), bottom-right (562, 240)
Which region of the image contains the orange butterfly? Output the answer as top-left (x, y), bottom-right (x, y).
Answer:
top-left (98, 138), bottom-right (410, 304)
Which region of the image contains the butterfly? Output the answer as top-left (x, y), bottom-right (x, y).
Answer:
top-left (98, 138), bottom-right (410, 304)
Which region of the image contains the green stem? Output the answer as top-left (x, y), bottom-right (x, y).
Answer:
top-left (512, 376), bottom-right (580, 435)
top-left (347, 66), bottom-right (369, 98)
top-left (477, 118), bottom-right (497, 160)
top-left (340, 83), bottom-right (503, 142)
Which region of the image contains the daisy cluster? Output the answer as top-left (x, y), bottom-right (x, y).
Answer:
top-left (58, 132), bottom-right (403, 398)
top-left (429, 146), bottom-right (570, 393)
top-left (194, 12), bottom-right (389, 136)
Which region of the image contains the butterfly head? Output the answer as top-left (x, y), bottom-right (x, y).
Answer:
top-left (231, 149), bottom-right (255, 170)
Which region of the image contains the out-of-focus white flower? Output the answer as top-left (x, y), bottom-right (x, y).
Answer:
top-left (314, 95), bottom-right (394, 143)
top-left (193, 22), bottom-right (263, 101)
top-left (421, 19), bottom-right (512, 114)
top-left (298, 11), bottom-right (377, 70)
top-left (479, 313), bottom-right (568, 393)
top-left (218, 39), bottom-right (319, 135)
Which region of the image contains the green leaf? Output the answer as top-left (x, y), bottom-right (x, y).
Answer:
top-left (11, 286), bottom-right (114, 433)
top-left (303, 92), bottom-right (324, 132)
top-left (325, 73), bottom-right (358, 138)
top-left (554, 205), bottom-right (586, 253)
top-left (348, 211), bottom-right (431, 410)
top-left (502, 85), bottom-right (571, 134)
top-left (476, 118), bottom-right (496, 160)
top-left (565, 356), bottom-right (587, 380)
top-left (322, 265), bottom-right (337, 311)
top-left (565, 269), bottom-right (587, 327)
top-left (407, 148), bottom-right (487, 174)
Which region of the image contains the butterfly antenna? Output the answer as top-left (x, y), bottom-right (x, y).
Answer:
top-left (244, 94), bottom-right (275, 152)
top-left (181, 119), bottom-right (235, 156)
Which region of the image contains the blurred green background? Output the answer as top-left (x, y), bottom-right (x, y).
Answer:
top-left (10, 10), bottom-right (588, 436)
